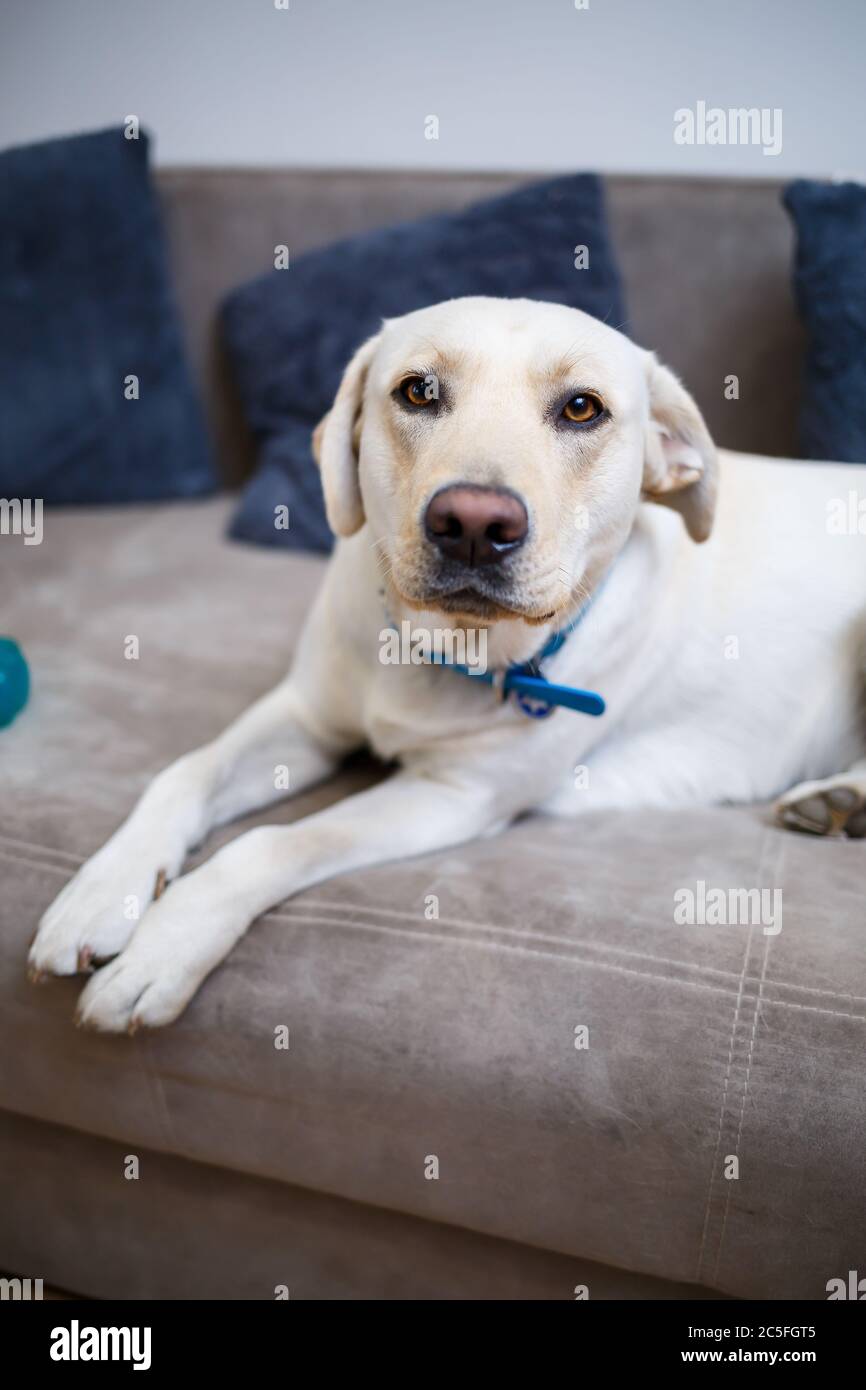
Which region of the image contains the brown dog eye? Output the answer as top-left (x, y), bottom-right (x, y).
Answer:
top-left (400, 376), bottom-right (435, 407)
top-left (562, 393), bottom-right (603, 424)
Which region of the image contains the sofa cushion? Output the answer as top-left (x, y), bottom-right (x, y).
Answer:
top-left (0, 1109), bottom-right (724, 1300)
top-left (0, 128), bottom-right (216, 503)
top-left (221, 173), bottom-right (625, 553)
top-left (784, 178), bottom-right (866, 463)
top-left (0, 500), bottom-right (864, 1300)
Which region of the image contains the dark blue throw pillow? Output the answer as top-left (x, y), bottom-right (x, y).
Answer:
top-left (223, 174), bottom-right (625, 552)
top-left (784, 179), bottom-right (866, 463)
top-left (0, 127), bottom-right (215, 503)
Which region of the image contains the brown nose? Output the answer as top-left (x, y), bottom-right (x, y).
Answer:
top-left (424, 486), bottom-right (528, 567)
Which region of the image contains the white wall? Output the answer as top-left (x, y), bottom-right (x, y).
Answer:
top-left (2, 0), bottom-right (864, 177)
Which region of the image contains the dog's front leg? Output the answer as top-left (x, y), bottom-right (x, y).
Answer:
top-left (29, 681), bottom-right (348, 980)
top-left (74, 764), bottom-right (513, 1033)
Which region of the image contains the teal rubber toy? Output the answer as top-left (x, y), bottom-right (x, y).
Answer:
top-left (0, 637), bottom-right (30, 728)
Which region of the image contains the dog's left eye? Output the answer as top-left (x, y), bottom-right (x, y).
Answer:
top-left (400, 375), bottom-right (436, 407)
top-left (562, 393), bottom-right (604, 424)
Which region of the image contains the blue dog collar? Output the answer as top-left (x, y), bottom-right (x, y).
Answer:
top-left (430, 607), bottom-right (605, 721)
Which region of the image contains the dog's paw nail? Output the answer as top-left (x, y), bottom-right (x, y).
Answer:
top-left (127, 1016), bottom-right (141, 1037)
top-left (27, 965), bottom-right (45, 985)
top-left (77, 946), bottom-right (94, 973)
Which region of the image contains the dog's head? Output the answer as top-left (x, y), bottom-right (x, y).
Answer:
top-left (313, 297), bottom-right (716, 626)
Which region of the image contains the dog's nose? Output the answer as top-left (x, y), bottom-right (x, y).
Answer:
top-left (424, 486), bottom-right (528, 567)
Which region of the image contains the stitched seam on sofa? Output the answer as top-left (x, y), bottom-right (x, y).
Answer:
top-left (5, 847), bottom-right (863, 1012)
top-left (712, 832), bottom-right (786, 1282)
top-left (270, 900), bottom-right (866, 1006)
top-left (694, 919), bottom-right (755, 1285)
top-left (0, 839), bottom-right (84, 868)
top-left (264, 911), bottom-right (866, 1021)
top-left (750, 997), bottom-right (866, 1020)
top-left (697, 826), bottom-right (782, 1285)
top-left (264, 911), bottom-right (738, 995)
top-left (713, 931), bottom-right (773, 1285)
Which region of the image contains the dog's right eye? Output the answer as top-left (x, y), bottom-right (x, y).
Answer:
top-left (399, 375), bottom-right (437, 407)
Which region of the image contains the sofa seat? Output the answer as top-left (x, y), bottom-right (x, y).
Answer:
top-left (1, 498), bottom-right (864, 1300)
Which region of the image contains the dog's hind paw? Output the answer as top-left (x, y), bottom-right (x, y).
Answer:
top-left (776, 776), bottom-right (866, 838)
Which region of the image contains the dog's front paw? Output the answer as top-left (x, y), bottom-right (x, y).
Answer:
top-left (74, 872), bottom-right (249, 1033)
top-left (29, 839), bottom-right (177, 982)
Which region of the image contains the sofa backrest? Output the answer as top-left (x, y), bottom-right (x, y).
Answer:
top-left (156, 170), bottom-right (804, 487)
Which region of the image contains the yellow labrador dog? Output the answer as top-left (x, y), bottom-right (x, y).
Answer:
top-left (29, 297), bottom-right (866, 1031)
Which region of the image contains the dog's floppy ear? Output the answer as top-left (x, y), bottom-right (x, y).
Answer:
top-left (641, 353), bottom-right (718, 542)
top-left (312, 333), bottom-right (381, 537)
